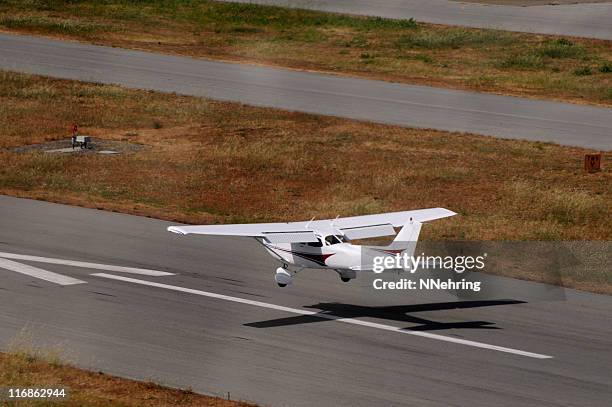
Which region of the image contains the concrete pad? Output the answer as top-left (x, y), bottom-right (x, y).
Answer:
top-left (44, 147), bottom-right (84, 154)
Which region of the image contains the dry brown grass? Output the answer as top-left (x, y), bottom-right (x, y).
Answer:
top-left (0, 71), bottom-right (610, 292)
top-left (1, 71), bottom-right (609, 238)
top-left (0, 352), bottom-right (253, 406)
top-left (0, 0), bottom-right (610, 106)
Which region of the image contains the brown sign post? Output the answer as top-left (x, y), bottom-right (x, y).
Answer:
top-left (584, 153), bottom-right (602, 173)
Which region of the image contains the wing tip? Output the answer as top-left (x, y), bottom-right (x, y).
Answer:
top-left (167, 226), bottom-right (187, 235)
top-left (438, 207), bottom-right (457, 217)
top-left (412, 207), bottom-right (457, 223)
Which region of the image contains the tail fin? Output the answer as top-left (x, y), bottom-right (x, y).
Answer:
top-left (384, 219), bottom-right (422, 258)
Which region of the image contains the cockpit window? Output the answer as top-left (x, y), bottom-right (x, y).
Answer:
top-left (307, 238), bottom-right (323, 247)
top-left (325, 235), bottom-right (342, 245)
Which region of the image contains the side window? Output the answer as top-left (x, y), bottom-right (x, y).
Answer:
top-left (325, 235), bottom-right (341, 245)
top-left (307, 238), bottom-right (323, 247)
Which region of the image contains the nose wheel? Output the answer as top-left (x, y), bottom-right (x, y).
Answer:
top-left (336, 269), bottom-right (356, 283)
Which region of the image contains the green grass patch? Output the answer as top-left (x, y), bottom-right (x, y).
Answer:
top-left (47, 0), bottom-right (417, 32)
top-left (573, 66), bottom-right (593, 76)
top-left (538, 38), bottom-right (585, 59)
top-left (184, 3), bottom-right (418, 31)
top-left (414, 54), bottom-right (435, 64)
top-left (396, 28), bottom-right (514, 49)
top-left (499, 53), bottom-right (544, 69)
top-left (0, 15), bottom-right (105, 35)
top-left (599, 62), bottom-right (612, 73)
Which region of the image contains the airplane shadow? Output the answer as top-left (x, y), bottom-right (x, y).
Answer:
top-left (244, 300), bottom-right (525, 332)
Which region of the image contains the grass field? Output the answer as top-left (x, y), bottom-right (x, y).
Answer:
top-left (0, 349), bottom-right (253, 406)
top-left (0, 0), bottom-right (610, 106)
top-left (0, 70), bottom-right (610, 292)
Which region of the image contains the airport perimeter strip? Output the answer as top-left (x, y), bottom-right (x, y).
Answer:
top-left (0, 251), bottom-right (552, 360)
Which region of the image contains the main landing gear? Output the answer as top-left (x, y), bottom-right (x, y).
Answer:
top-left (274, 267), bottom-right (356, 287)
top-left (275, 264), bottom-right (294, 287)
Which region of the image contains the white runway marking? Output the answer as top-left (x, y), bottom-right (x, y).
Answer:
top-left (0, 257), bottom-right (86, 286)
top-left (93, 273), bottom-right (553, 359)
top-left (0, 251), bottom-right (174, 276)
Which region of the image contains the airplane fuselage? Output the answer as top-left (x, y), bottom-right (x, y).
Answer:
top-left (258, 237), bottom-right (402, 273)
top-left (260, 239), bottom-right (361, 270)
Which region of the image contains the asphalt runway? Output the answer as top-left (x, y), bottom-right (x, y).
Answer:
top-left (1, 195), bottom-right (611, 406)
top-left (225, 0), bottom-right (612, 40)
top-left (1, 33), bottom-right (611, 151)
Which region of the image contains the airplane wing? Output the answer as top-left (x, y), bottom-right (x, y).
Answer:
top-left (309, 207), bottom-right (455, 239)
top-left (167, 208), bottom-right (456, 242)
top-left (320, 207), bottom-right (456, 229)
top-left (167, 222), bottom-right (319, 243)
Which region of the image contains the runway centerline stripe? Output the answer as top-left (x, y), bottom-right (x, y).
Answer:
top-left (93, 273), bottom-right (553, 359)
top-left (0, 251), bottom-right (174, 277)
top-left (0, 258), bottom-right (86, 286)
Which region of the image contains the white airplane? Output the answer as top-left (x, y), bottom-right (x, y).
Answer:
top-left (168, 208), bottom-right (456, 287)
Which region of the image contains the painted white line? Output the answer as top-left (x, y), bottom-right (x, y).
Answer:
top-left (0, 258), bottom-right (86, 286)
top-left (93, 273), bottom-right (553, 359)
top-left (0, 251), bottom-right (174, 277)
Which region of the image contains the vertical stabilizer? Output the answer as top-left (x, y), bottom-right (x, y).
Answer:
top-left (384, 219), bottom-right (422, 258)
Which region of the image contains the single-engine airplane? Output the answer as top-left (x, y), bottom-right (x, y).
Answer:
top-left (168, 208), bottom-right (456, 287)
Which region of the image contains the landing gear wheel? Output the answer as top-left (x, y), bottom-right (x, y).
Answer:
top-left (341, 277), bottom-right (351, 282)
top-left (275, 267), bottom-right (292, 287)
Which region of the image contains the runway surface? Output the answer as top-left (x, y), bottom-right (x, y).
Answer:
top-left (1, 33), bottom-right (611, 151)
top-left (225, 0), bottom-right (612, 40)
top-left (1, 195), bottom-right (611, 406)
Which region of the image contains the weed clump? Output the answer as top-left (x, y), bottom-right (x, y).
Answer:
top-left (573, 66), bottom-right (592, 76)
top-left (538, 38), bottom-right (585, 59)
